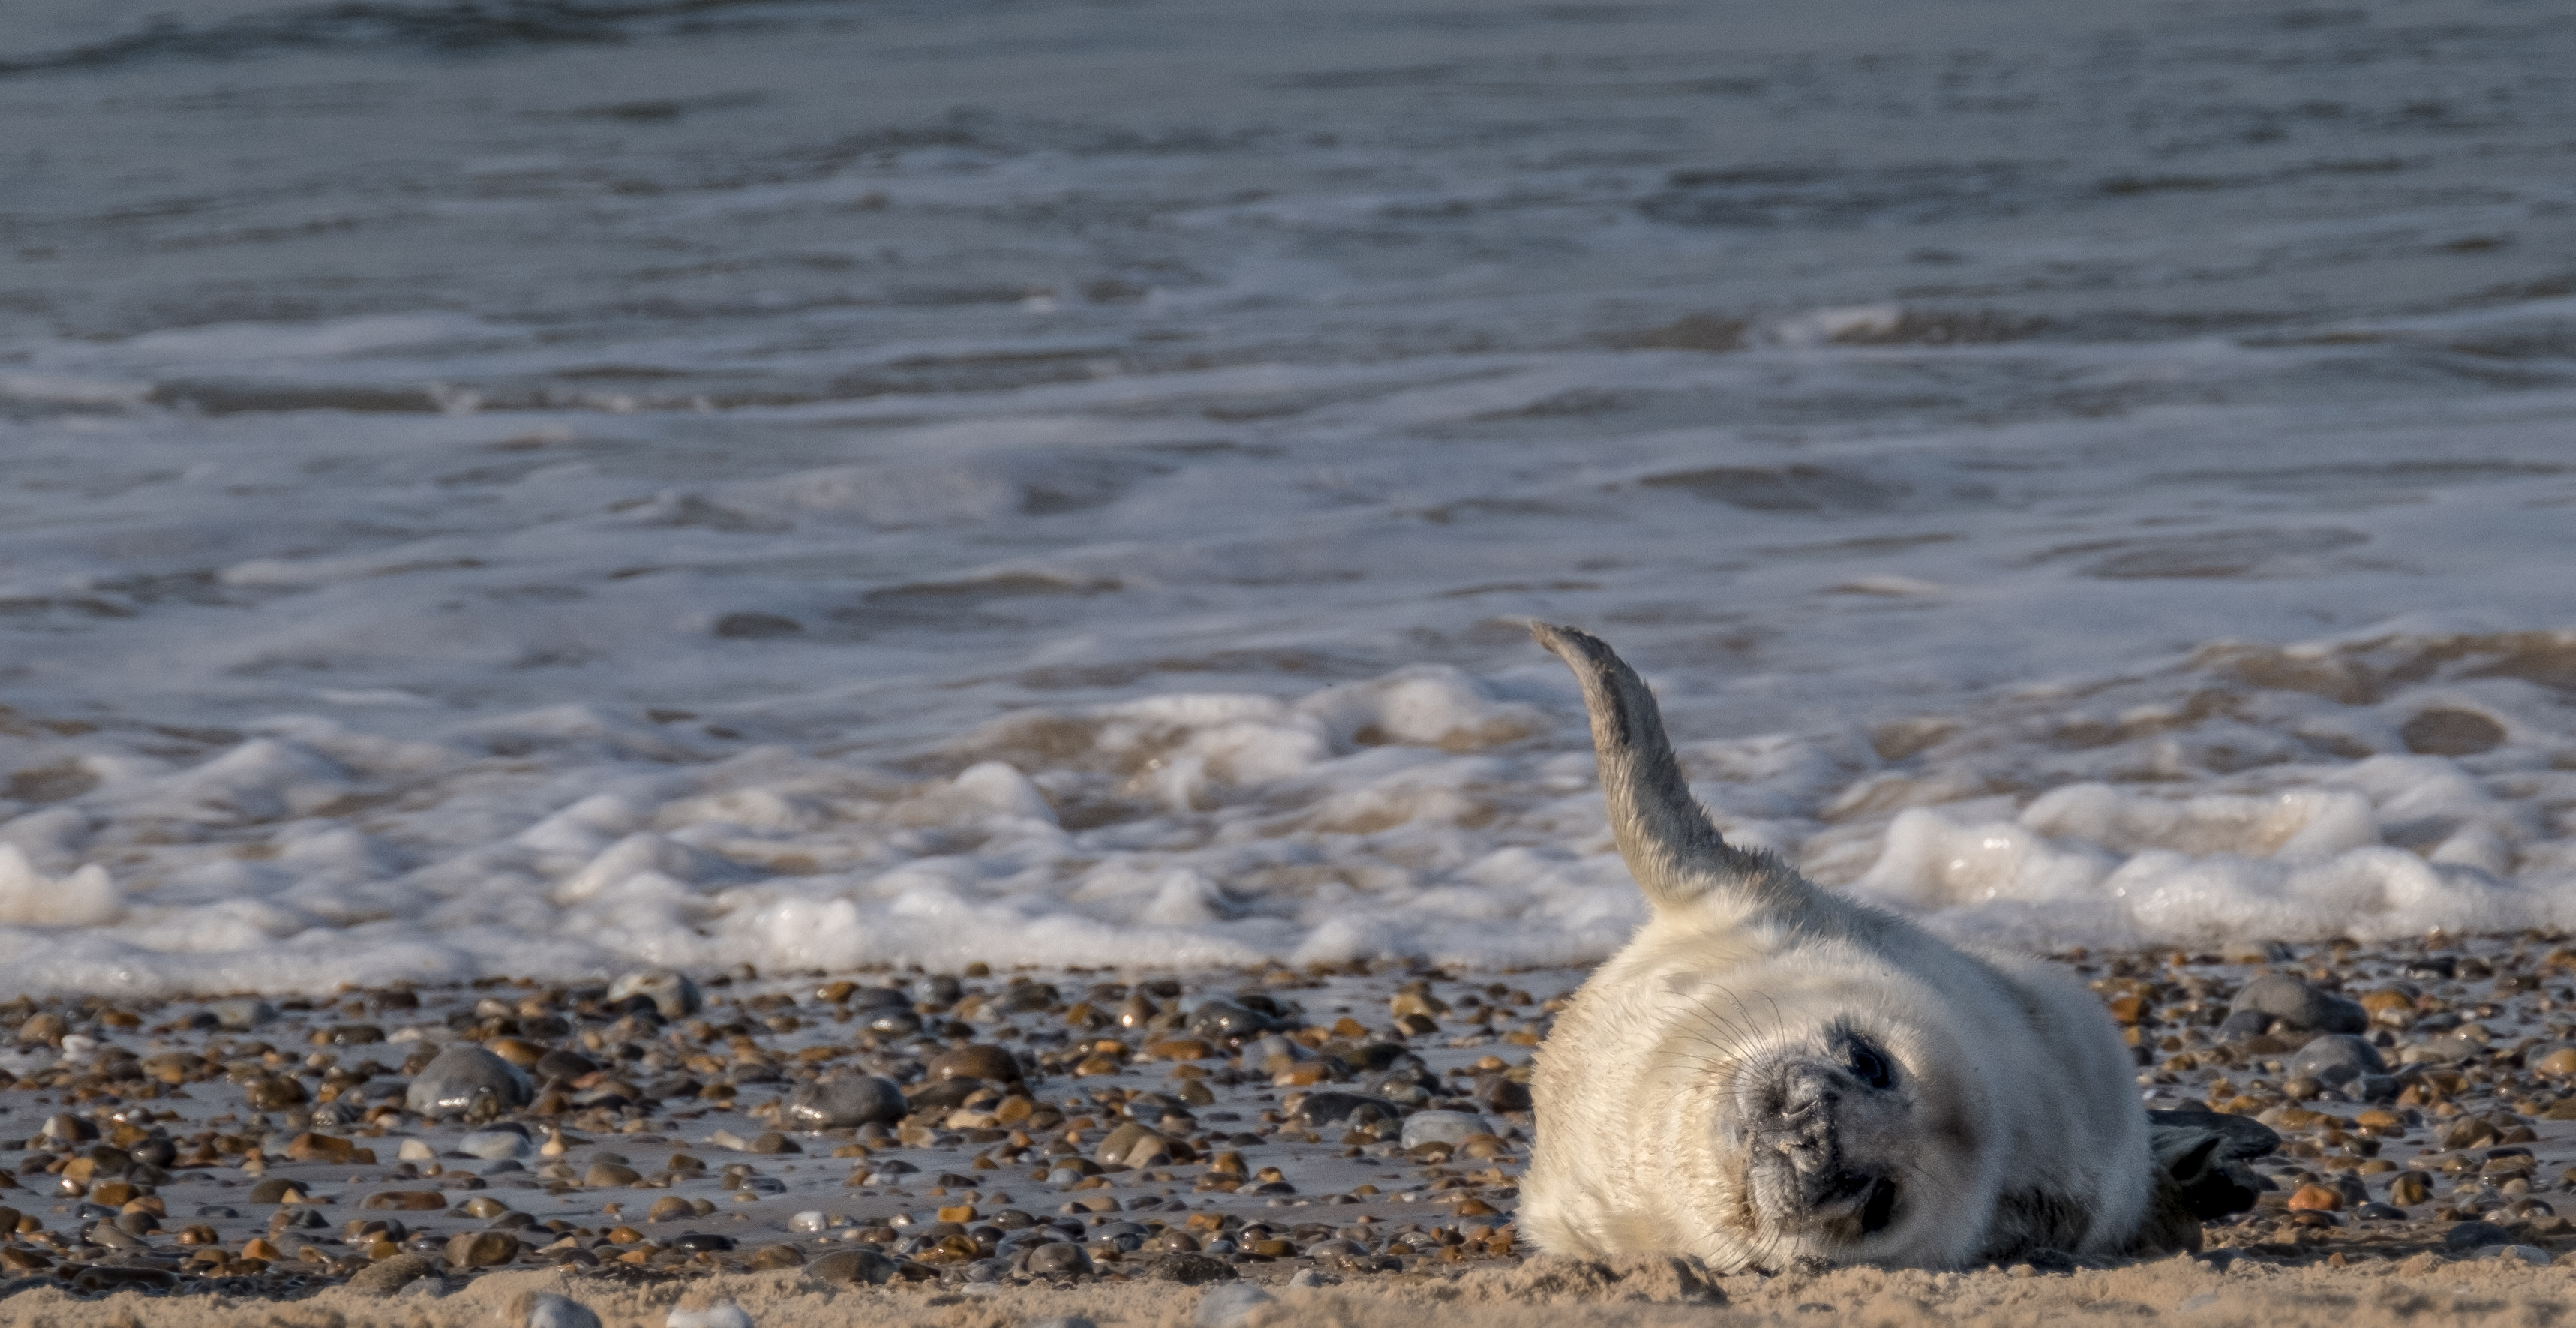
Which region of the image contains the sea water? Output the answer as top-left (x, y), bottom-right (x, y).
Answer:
top-left (2, 0), bottom-right (2573, 993)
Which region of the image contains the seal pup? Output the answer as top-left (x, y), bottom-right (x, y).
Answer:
top-left (1520, 623), bottom-right (2259, 1270)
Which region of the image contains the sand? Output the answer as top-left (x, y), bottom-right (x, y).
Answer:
top-left (8, 1250), bottom-right (2576, 1328)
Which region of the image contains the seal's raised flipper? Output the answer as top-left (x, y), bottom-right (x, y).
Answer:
top-left (1530, 622), bottom-right (1815, 917)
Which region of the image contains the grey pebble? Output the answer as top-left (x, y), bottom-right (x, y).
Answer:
top-left (607, 969), bottom-right (703, 1019)
top-left (519, 1293), bottom-right (602, 1328)
top-left (2227, 974), bottom-right (2366, 1035)
top-left (404, 1045), bottom-right (534, 1117)
top-left (782, 1075), bottom-right (907, 1130)
top-left (1195, 1281), bottom-right (1274, 1328)
top-left (1399, 1110), bottom-right (1490, 1149)
top-left (209, 999), bottom-right (275, 1030)
top-left (458, 1127), bottom-right (532, 1160)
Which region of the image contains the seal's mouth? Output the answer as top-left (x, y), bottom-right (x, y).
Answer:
top-left (1796, 1170), bottom-right (1900, 1237)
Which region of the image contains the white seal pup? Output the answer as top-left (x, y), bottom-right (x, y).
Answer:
top-left (1519, 623), bottom-right (2256, 1271)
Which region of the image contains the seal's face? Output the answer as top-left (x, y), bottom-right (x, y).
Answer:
top-left (1737, 1026), bottom-right (1911, 1245)
top-left (1640, 966), bottom-right (1992, 1270)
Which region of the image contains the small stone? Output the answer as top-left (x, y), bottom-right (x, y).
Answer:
top-left (2288, 1034), bottom-right (2386, 1086)
top-left (648, 1196), bottom-right (692, 1222)
top-left (447, 1230), bottom-right (521, 1268)
top-left (2533, 1047), bottom-right (2576, 1080)
top-left (668, 1301), bottom-right (758, 1328)
top-left (511, 1291), bottom-right (602, 1328)
top-left (747, 1244), bottom-right (804, 1270)
top-left (246, 1179), bottom-right (305, 1204)
top-left (485, 1037), bottom-right (547, 1068)
top-left (1188, 1000), bottom-right (1277, 1042)
top-left (1196, 1281), bottom-right (1275, 1328)
top-left (363, 1191), bottom-right (449, 1212)
top-left (1290, 1091), bottom-right (1401, 1130)
top-left (459, 1128), bottom-right (532, 1161)
top-left (2444, 1221), bottom-right (2517, 1250)
top-left (536, 1049), bottom-right (599, 1082)
top-left (1027, 1242), bottom-right (1093, 1275)
top-left (607, 970), bottom-right (703, 1019)
top-left (586, 1162), bottom-right (643, 1187)
top-left (782, 1077), bottom-right (906, 1130)
top-left (927, 1044), bottom-right (1022, 1083)
top-left (247, 1076), bottom-right (307, 1109)
top-left (210, 999), bottom-right (276, 1030)
top-left (348, 1252), bottom-right (438, 1296)
top-left (406, 1046), bottom-right (533, 1117)
top-left (1399, 1110), bottom-right (1491, 1149)
top-left (788, 1210), bottom-right (827, 1233)
top-left (1151, 1251), bottom-right (1237, 1284)
top-left (803, 1247), bottom-right (899, 1285)
top-left (2287, 1185), bottom-right (2343, 1212)
top-left (2227, 974), bottom-right (2367, 1035)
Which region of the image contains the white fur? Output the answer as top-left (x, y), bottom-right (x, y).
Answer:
top-left (1518, 623), bottom-right (2152, 1271)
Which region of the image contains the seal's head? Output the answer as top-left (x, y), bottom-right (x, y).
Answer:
top-left (1585, 943), bottom-right (1999, 1270)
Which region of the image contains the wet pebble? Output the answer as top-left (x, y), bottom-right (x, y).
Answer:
top-left (2227, 974), bottom-right (2367, 1035)
top-left (458, 1127), bottom-right (532, 1160)
top-left (926, 1043), bottom-right (1021, 1083)
top-left (668, 1302), bottom-right (756, 1328)
top-left (406, 1045), bottom-right (533, 1116)
top-left (512, 1292), bottom-right (602, 1328)
top-left (803, 1247), bottom-right (900, 1285)
top-left (778, 1077), bottom-right (911, 1129)
top-left (607, 970), bottom-right (704, 1019)
top-left (1399, 1110), bottom-right (1491, 1149)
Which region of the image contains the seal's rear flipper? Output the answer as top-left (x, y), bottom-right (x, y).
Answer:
top-left (1529, 623), bottom-right (1817, 918)
top-left (2123, 1112), bottom-right (2277, 1254)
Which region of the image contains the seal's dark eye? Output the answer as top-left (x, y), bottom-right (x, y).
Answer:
top-left (1848, 1041), bottom-right (1895, 1089)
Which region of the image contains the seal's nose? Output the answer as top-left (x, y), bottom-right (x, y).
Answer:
top-left (1773, 1065), bottom-right (1842, 1175)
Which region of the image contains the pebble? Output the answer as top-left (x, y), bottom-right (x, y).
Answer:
top-left (2443, 1221), bottom-right (2518, 1250)
top-left (405, 1045), bottom-right (533, 1116)
top-left (1190, 1000), bottom-right (1278, 1042)
top-left (210, 999), bottom-right (276, 1030)
top-left (668, 1301), bottom-right (756, 1328)
top-left (512, 1292), bottom-right (602, 1328)
top-left (347, 1254), bottom-right (437, 1296)
top-left (1290, 1091), bottom-right (1401, 1129)
top-left (1195, 1281), bottom-right (1275, 1328)
top-left (458, 1127), bottom-right (532, 1160)
top-left (2227, 973), bottom-right (2367, 1034)
top-left (926, 1043), bottom-right (1022, 1083)
top-left (607, 970), bottom-right (704, 1019)
top-left (447, 1230), bottom-right (521, 1269)
top-left (1151, 1252), bottom-right (1237, 1284)
top-left (803, 1248), bottom-right (899, 1285)
top-left (1399, 1110), bottom-right (1491, 1149)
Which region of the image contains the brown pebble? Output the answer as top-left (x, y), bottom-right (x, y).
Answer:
top-left (363, 1191), bottom-right (451, 1211)
top-left (447, 1230), bottom-right (521, 1269)
top-left (2287, 1184), bottom-right (2343, 1212)
top-left (928, 1044), bottom-right (1022, 1083)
